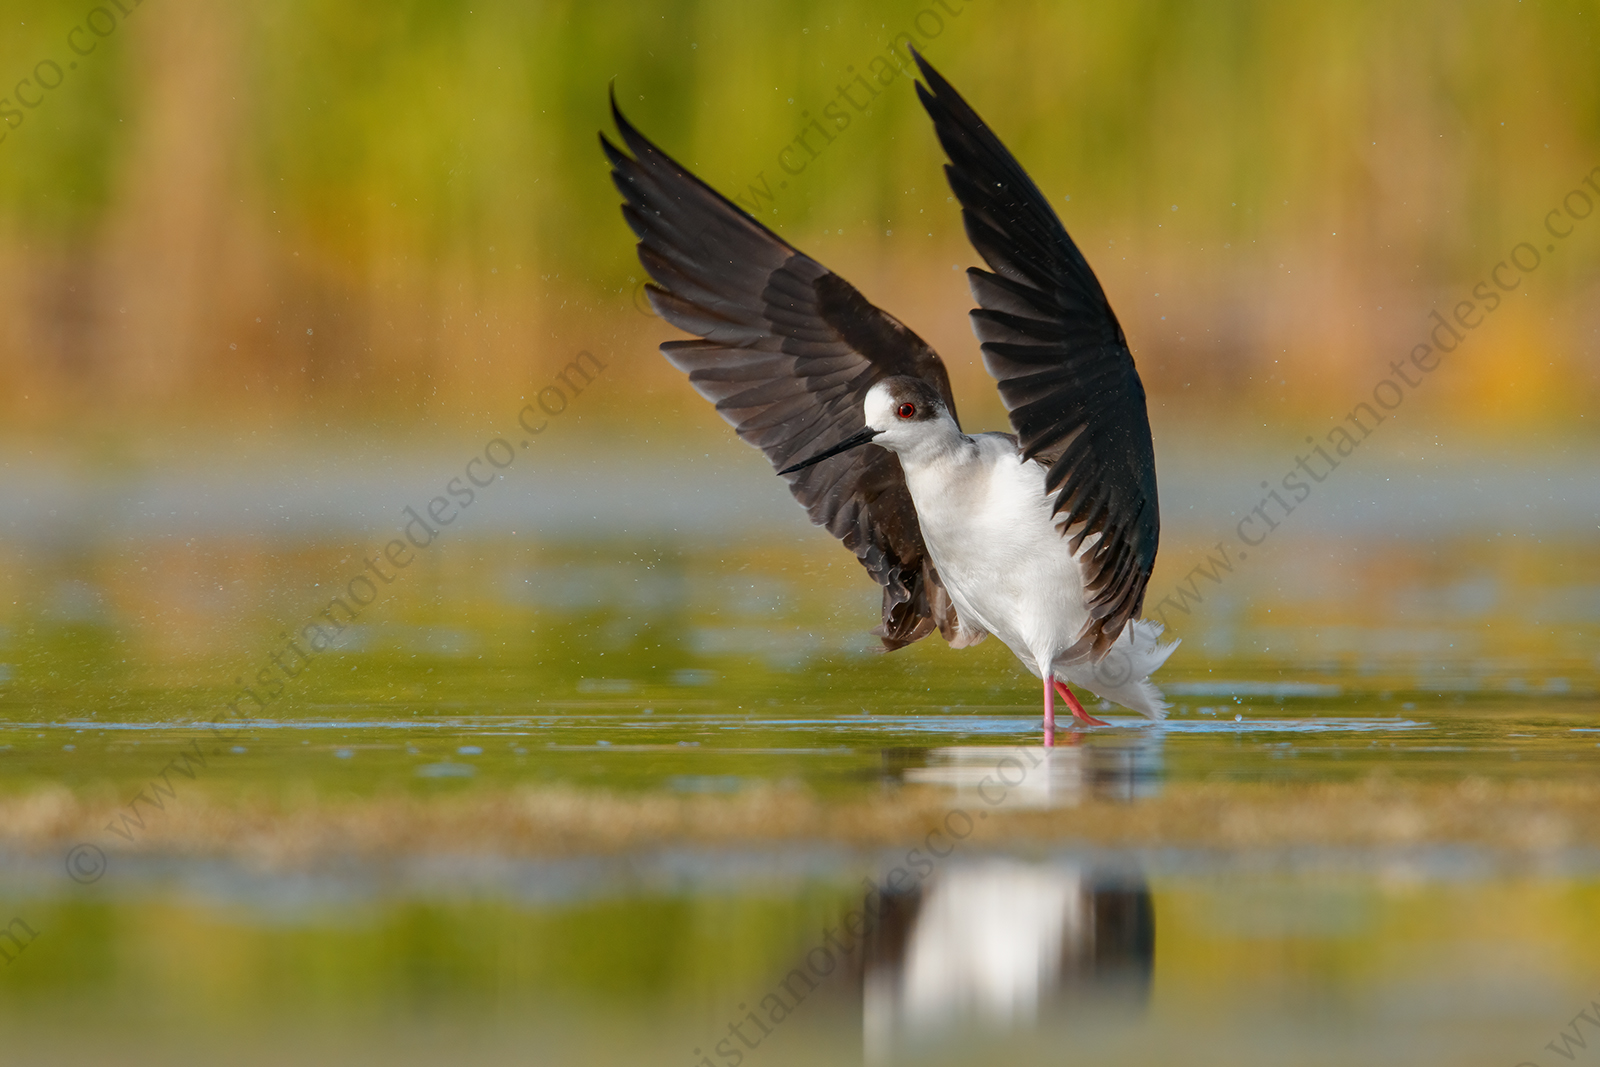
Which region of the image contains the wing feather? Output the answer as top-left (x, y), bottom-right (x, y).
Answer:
top-left (914, 53), bottom-right (1161, 659)
top-left (604, 93), bottom-right (967, 650)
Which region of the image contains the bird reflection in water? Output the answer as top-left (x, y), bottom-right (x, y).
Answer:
top-left (896, 728), bottom-right (1164, 809)
top-left (861, 861), bottom-right (1153, 1064)
top-left (852, 738), bottom-right (1158, 1060)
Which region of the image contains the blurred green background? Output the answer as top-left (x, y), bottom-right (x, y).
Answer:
top-left (0, 0), bottom-right (1595, 434)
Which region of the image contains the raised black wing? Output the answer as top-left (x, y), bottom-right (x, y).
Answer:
top-left (913, 52), bottom-right (1160, 661)
top-left (602, 92), bottom-right (970, 650)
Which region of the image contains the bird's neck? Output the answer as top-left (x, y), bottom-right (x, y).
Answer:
top-left (891, 418), bottom-right (974, 478)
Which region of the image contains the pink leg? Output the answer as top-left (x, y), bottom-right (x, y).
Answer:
top-left (1055, 679), bottom-right (1110, 727)
top-left (1042, 674), bottom-right (1055, 747)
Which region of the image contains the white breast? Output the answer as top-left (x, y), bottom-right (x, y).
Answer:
top-left (900, 433), bottom-right (1092, 678)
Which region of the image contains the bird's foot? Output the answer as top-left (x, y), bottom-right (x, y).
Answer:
top-left (1054, 680), bottom-right (1109, 727)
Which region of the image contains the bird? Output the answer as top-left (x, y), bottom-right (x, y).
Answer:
top-left (601, 49), bottom-right (1177, 741)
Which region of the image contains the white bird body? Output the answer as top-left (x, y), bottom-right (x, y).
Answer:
top-left (867, 383), bottom-right (1177, 719)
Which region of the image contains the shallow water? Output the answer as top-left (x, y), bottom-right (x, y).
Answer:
top-left (1, 445), bottom-right (1597, 1065)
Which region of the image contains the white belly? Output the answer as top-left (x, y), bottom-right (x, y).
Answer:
top-left (901, 434), bottom-right (1092, 677)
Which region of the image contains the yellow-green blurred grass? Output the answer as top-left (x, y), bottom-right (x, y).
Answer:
top-left (0, 0), bottom-right (1593, 437)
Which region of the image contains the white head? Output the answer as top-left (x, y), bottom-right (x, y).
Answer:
top-left (861, 376), bottom-right (957, 453)
top-left (778, 375), bottom-right (958, 475)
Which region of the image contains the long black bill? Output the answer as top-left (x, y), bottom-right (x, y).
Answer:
top-left (777, 426), bottom-right (883, 476)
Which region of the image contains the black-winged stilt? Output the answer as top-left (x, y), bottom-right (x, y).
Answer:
top-left (601, 51), bottom-right (1176, 742)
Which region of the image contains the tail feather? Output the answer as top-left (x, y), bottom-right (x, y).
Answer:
top-left (1058, 619), bottom-right (1178, 720)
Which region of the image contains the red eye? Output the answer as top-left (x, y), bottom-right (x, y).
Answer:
top-left (897, 402), bottom-right (916, 419)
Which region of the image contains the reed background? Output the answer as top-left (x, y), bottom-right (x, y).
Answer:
top-left (0, 0), bottom-right (1594, 446)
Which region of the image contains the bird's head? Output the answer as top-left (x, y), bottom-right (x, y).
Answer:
top-left (861, 376), bottom-right (952, 449)
top-left (778, 376), bottom-right (954, 475)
